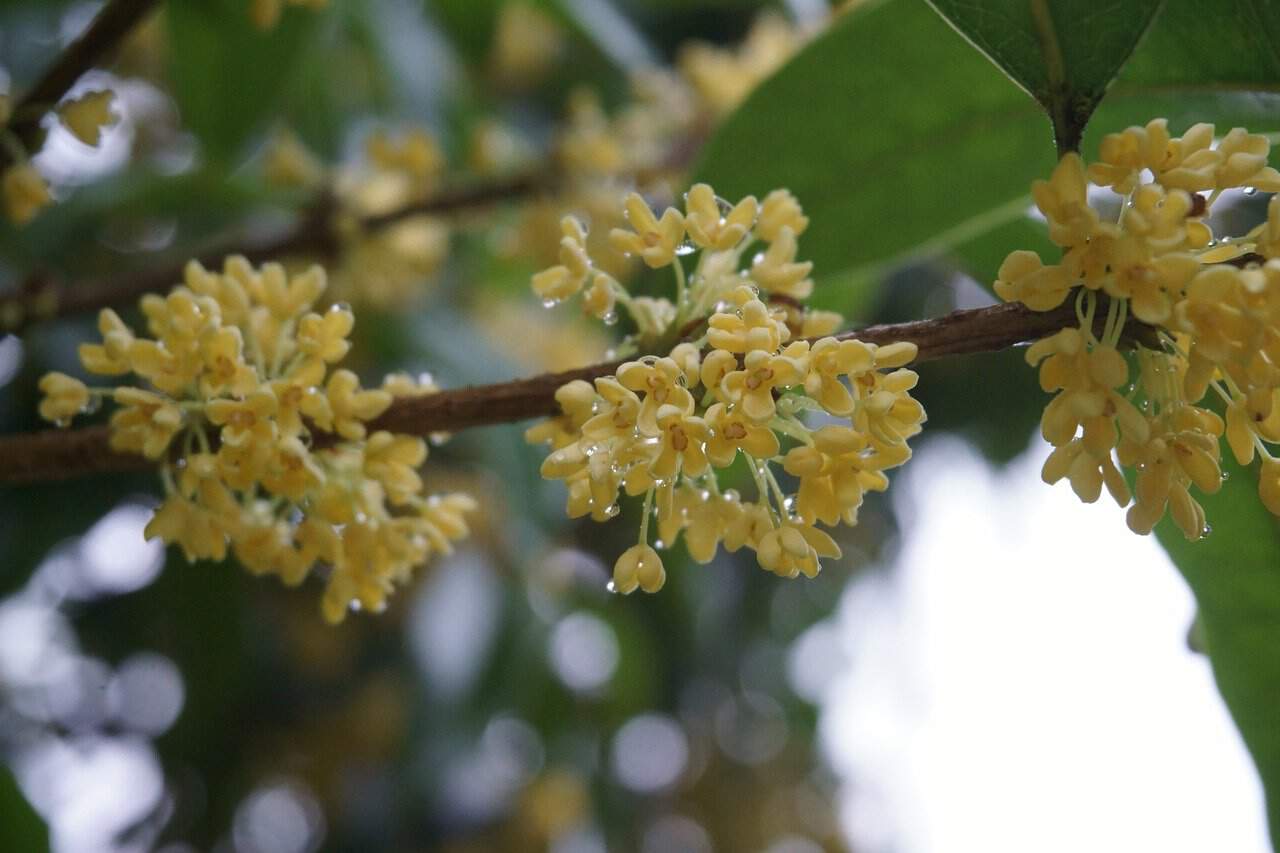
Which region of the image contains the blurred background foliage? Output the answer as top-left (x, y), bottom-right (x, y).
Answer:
top-left (1, 0), bottom-right (1279, 850)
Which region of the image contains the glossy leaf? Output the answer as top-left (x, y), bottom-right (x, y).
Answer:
top-left (165, 0), bottom-right (326, 163)
top-left (1152, 454), bottom-right (1280, 840)
top-left (927, 0), bottom-right (1163, 152)
top-left (693, 0), bottom-right (1054, 316)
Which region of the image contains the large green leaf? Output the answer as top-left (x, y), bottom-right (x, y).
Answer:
top-left (696, 0), bottom-right (1280, 302)
top-left (693, 0), bottom-right (1054, 316)
top-left (165, 0), bottom-right (327, 163)
top-left (1152, 454), bottom-right (1280, 842)
top-left (927, 0), bottom-right (1163, 153)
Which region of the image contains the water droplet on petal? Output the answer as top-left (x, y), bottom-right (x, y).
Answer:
top-left (332, 301), bottom-right (353, 314)
top-left (654, 539), bottom-right (666, 550)
top-left (542, 298), bottom-right (559, 309)
top-left (751, 252), bottom-right (766, 266)
top-left (606, 580), bottom-right (618, 594)
top-left (1221, 471), bottom-right (1231, 481)
top-left (349, 599), bottom-right (363, 612)
top-left (1244, 186), bottom-right (1258, 196)
top-left (1201, 524), bottom-right (1213, 538)
top-left (604, 503), bottom-right (620, 518)
top-left (674, 239), bottom-right (697, 256)
top-left (602, 310), bottom-right (618, 325)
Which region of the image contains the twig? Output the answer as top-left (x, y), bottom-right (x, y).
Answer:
top-left (0, 300), bottom-right (1089, 484)
top-left (0, 173), bottom-right (553, 333)
top-left (2, 0), bottom-right (161, 172)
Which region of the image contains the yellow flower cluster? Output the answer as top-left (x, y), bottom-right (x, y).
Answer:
top-left (2, 89), bottom-right (116, 226)
top-left (532, 182), bottom-right (830, 351)
top-left (997, 118), bottom-right (1280, 539)
top-left (527, 188), bottom-right (924, 592)
top-left (38, 256), bottom-right (476, 622)
top-left (262, 126), bottom-right (452, 308)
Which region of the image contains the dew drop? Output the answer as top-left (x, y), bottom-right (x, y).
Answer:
top-left (602, 310), bottom-right (618, 325)
top-left (542, 298), bottom-right (559, 309)
top-left (1207, 239), bottom-right (1219, 248)
top-left (429, 432), bottom-right (449, 446)
top-left (331, 301), bottom-right (353, 314)
top-left (1201, 524), bottom-right (1213, 538)
top-left (604, 349), bottom-right (617, 360)
top-left (1245, 186), bottom-right (1259, 196)
top-left (606, 580), bottom-right (618, 594)
top-left (654, 539), bottom-right (666, 550)
top-left (348, 599), bottom-right (363, 612)
top-left (751, 252), bottom-right (766, 267)
top-left (674, 239), bottom-right (698, 256)
top-left (604, 503), bottom-right (620, 519)
top-left (1221, 471), bottom-right (1231, 481)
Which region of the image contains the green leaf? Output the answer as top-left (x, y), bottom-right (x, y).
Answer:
top-left (696, 0), bottom-right (1280, 305)
top-left (165, 0), bottom-right (327, 163)
top-left (0, 765), bottom-right (46, 852)
top-left (927, 0), bottom-right (1163, 153)
top-left (693, 0), bottom-right (1055, 317)
top-left (1152, 454), bottom-right (1280, 841)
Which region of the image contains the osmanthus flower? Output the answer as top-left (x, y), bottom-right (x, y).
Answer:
top-left (2, 163), bottom-right (51, 226)
top-left (751, 226), bottom-right (814, 300)
top-left (685, 183), bottom-right (759, 251)
top-left (532, 216), bottom-right (593, 303)
top-left (56, 90), bottom-right (116, 147)
top-left (720, 343), bottom-right (809, 421)
top-left (996, 117), bottom-right (1280, 540)
top-left (38, 256), bottom-right (474, 623)
top-left (609, 192), bottom-right (686, 268)
top-left (528, 186), bottom-right (926, 592)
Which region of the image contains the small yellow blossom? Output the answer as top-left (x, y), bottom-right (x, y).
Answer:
top-left (751, 227), bottom-right (813, 300)
top-left (609, 193), bottom-right (686, 269)
top-left (3, 163), bottom-right (51, 226)
top-left (685, 183), bottom-right (757, 251)
top-left (263, 127), bottom-right (325, 188)
top-left (37, 373), bottom-right (89, 424)
top-left (56, 90), bottom-right (116, 147)
top-left (612, 544), bottom-right (665, 594)
top-left (756, 189), bottom-right (809, 243)
top-left (532, 216), bottom-right (592, 303)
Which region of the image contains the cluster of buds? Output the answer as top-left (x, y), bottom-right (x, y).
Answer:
top-left (262, 126), bottom-right (452, 309)
top-left (38, 256), bottom-right (476, 622)
top-left (997, 118), bottom-right (1280, 539)
top-left (2, 89), bottom-right (117, 226)
top-left (527, 187), bottom-right (925, 592)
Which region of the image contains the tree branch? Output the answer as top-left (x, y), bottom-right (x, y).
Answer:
top-left (2, 0), bottom-right (161, 172)
top-left (1, 172), bottom-right (556, 334)
top-left (0, 300), bottom-right (1085, 484)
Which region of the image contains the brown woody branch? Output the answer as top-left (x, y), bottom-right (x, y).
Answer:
top-left (1, 172), bottom-right (555, 334)
top-left (1, 0), bottom-right (161, 172)
top-left (0, 300), bottom-right (1086, 484)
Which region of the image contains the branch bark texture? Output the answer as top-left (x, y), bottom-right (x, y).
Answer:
top-left (0, 300), bottom-right (1082, 484)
